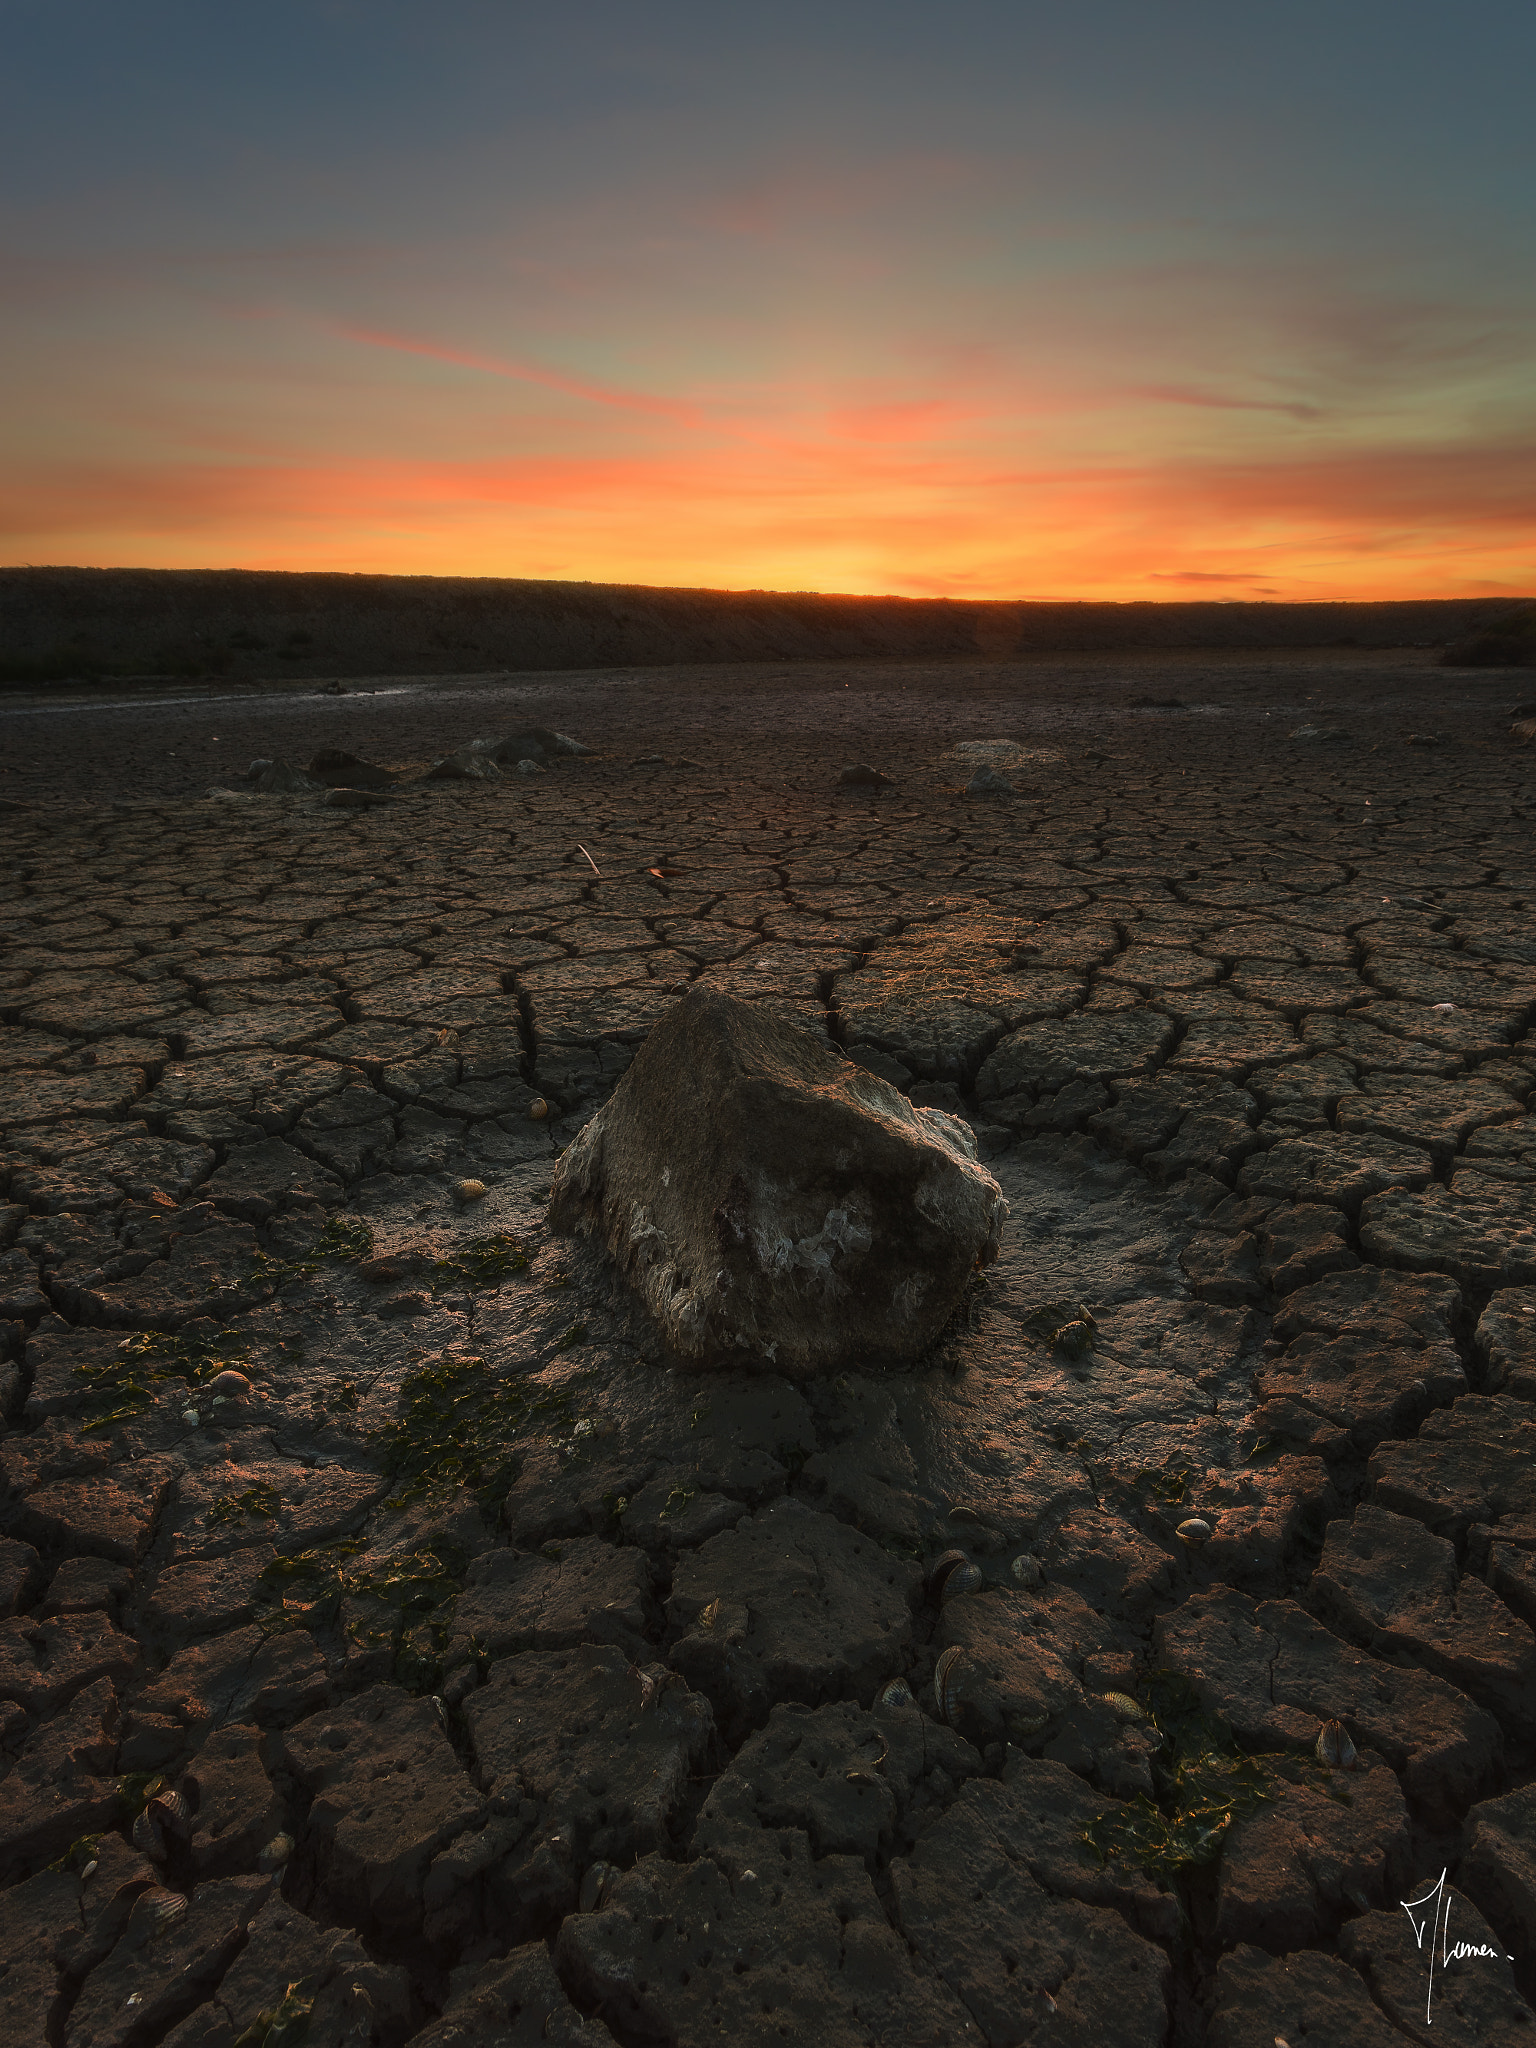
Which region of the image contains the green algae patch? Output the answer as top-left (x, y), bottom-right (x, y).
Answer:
top-left (207, 1480), bottom-right (280, 1528)
top-left (47, 1833), bottom-right (104, 1875)
top-left (431, 1233), bottom-right (530, 1291)
top-left (261, 1536), bottom-right (462, 1612)
top-left (1131, 1461), bottom-right (1195, 1509)
top-left (375, 1351), bottom-right (579, 1512)
top-left (78, 1327), bottom-right (250, 1433)
top-left (260, 1537), bottom-right (465, 1692)
top-left (1084, 1671), bottom-right (1276, 1881)
top-left (250, 1214), bottom-right (375, 1289)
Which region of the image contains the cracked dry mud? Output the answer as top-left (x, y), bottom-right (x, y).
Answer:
top-left (1, 648), bottom-right (1534, 2047)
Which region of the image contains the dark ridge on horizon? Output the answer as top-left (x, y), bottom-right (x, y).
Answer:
top-left (1, 564), bottom-right (1529, 685)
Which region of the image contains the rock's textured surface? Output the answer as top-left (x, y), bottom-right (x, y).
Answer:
top-left (548, 988), bottom-right (1007, 1370)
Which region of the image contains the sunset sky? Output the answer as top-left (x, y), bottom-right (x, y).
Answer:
top-left (3, 1), bottom-right (1533, 600)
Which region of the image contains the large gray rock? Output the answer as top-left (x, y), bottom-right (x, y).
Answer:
top-left (548, 990), bottom-right (1007, 1372)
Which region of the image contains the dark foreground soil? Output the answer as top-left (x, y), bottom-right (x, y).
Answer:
top-left (1, 651), bottom-right (1534, 2047)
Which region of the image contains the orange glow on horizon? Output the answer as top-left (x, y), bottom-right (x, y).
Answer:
top-left (3, 429), bottom-right (1531, 604)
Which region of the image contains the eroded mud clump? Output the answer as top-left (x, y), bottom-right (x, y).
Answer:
top-left (547, 988), bottom-right (1008, 1372)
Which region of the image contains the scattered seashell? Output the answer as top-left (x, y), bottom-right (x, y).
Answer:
top-left (1010, 1552), bottom-right (1044, 1590)
top-left (579, 1860), bottom-right (615, 1913)
top-left (80, 1860), bottom-right (98, 1883)
top-left (1101, 1691), bottom-right (1147, 1724)
top-left (1432, 1002), bottom-right (1456, 1013)
top-left (934, 1645), bottom-right (971, 1726)
top-left (877, 1676), bottom-right (916, 1714)
top-left (947, 1505), bottom-right (984, 1525)
top-left (180, 1409), bottom-right (200, 1428)
top-left (927, 1550), bottom-right (981, 1602)
top-left (630, 1662), bottom-right (677, 1711)
top-left (208, 1369), bottom-right (252, 1401)
top-left (452, 1179), bottom-right (488, 1205)
top-left (257, 1833), bottom-right (293, 1873)
top-left (697, 1598), bottom-right (748, 1643)
top-left (131, 1809), bottom-right (165, 1861)
top-left (1055, 1320), bottom-right (1094, 1359)
top-left (1176, 1517), bottom-right (1213, 1546)
top-left (845, 1735), bottom-right (888, 1785)
top-left (529, 1097), bottom-right (550, 1121)
top-left (129, 1888), bottom-right (188, 1941)
top-left (149, 1788), bottom-right (191, 1833)
top-left (1316, 1718), bottom-right (1359, 1771)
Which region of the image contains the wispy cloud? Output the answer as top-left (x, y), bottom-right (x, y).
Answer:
top-left (1149, 568), bottom-right (1253, 582)
top-left (331, 322), bottom-right (709, 428)
top-left (1132, 381), bottom-right (1325, 422)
